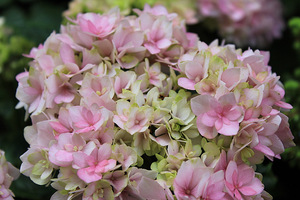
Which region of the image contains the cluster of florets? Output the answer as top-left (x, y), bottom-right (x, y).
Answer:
top-left (64, 0), bottom-right (199, 25)
top-left (0, 150), bottom-right (19, 200)
top-left (197, 0), bottom-right (284, 47)
top-left (16, 5), bottom-right (294, 200)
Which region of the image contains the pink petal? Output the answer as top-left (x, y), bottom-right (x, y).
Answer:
top-left (254, 143), bottom-right (275, 157)
top-left (238, 166), bottom-right (254, 186)
top-left (72, 151), bottom-right (88, 169)
top-left (152, 134), bottom-right (171, 146)
top-left (178, 77), bottom-right (196, 90)
top-left (113, 115), bottom-right (125, 129)
top-left (77, 167), bottom-right (102, 183)
top-left (55, 150), bottom-right (73, 162)
top-left (28, 96), bottom-right (41, 113)
top-left (37, 55), bottom-right (55, 75)
top-left (191, 95), bottom-right (214, 115)
top-left (275, 101), bottom-right (293, 109)
top-left (194, 169), bottom-right (212, 197)
top-left (56, 133), bottom-right (73, 146)
top-left (144, 42), bottom-right (160, 54)
top-left (82, 48), bottom-right (102, 67)
top-left (201, 113), bottom-right (217, 127)
top-left (54, 90), bottom-right (75, 104)
top-left (49, 121), bottom-right (69, 133)
top-left (234, 189), bottom-right (243, 200)
top-left (72, 134), bottom-right (86, 146)
top-left (225, 161), bottom-right (237, 185)
top-left (74, 121), bottom-right (90, 130)
top-left (60, 43), bottom-right (76, 64)
top-left (239, 178), bottom-right (264, 196)
top-left (225, 107), bottom-right (243, 121)
top-left (214, 118), bottom-right (223, 130)
top-left (137, 176), bottom-right (166, 199)
top-left (98, 143), bottom-right (112, 161)
top-left (218, 121), bottom-right (239, 136)
top-left (219, 93), bottom-right (237, 107)
top-left (196, 117), bottom-right (218, 139)
top-left (75, 126), bottom-right (94, 133)
top-left (156, 38), bottom-right (171, 49)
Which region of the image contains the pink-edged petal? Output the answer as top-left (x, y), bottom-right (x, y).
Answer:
top-left (201, 113), bottom-right (217, 127)
top-left (225, 107), bottom-right (243, 121)
top-left (77, 167), bottom-right (102, 183)
top-left (83, 141), bottom-right (97, 155)
top-left (174, 160), bottom-right (194, 185)
top-left (72, 133), bottom-right (86, 146)
top-left (117, 55), bottom-right (139, 69)
top-left (238, 166), bottom-right (254, 185)
top-left (239, 178), bottom-right (264, 196)
top-left (98, 143), bottom-right (112, 161)
top-left (69, 107), bottom-right (86, 123)
top-left (193, 168), bottom-right (212, 197)
top-left (137, 176), bottom-right (166, 200)
top-left (75, 126), bottom-right (94, 133)
top-left (196, 117), bottom-right (218, 139)
top-left (152, 134), bottom-right (171, 146)
top-left (219, 93), bottom-right (237, 107)
top-left (72, 151), bottom-right (88, 169)
top-left (54, 90), bottom-right (75, 104)
top-left (214, 118), bottom-right (223, 130)
top-left (221, 67), bottom-right (248, 90)
top-left (37, 55), bottom-right (55, 75)
top-left (49, 121), bottom-right (70, 134)
top-left (60, 43), bottom-right (76, 64)
top-left (57, 133), bottom-right (72, 144)
top-left (55, 150), bottom-right (73, 162)
top-left (82, 48), bottom-right (102, 67)
top-left (253, 143), bottom-right (275, 157)
top-left (191, 95), bottom-right (214, 115)
top-left (178, 77), bottom-right (196, 90)
top-left (144, 42), bottom-right (160, 54)
top-left (28, 96), bottom-right (42, 113)
top-left (275, 101), bottom-right (293, 109)
top-left (113, 115), bottom-right (125, 129)
top-left (218, 121), bottom-right (239, 136)
top-left (98, 159), bottom-right (116, 173)
top-left (234, 189), bottom-right (242, 200)
top-left (156, 38), bottom-right (171, 49)
top-left (74, 121), bottom-right (90, 129)
top-left (225, 161), bottom-right (237, 184)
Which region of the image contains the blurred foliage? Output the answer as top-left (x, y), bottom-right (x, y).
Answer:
top-left (289, 17), bottom-right (300, 54)
top-left (64, 0), bottom-right (135, 17)
top-left (281, 0), bottom-right (300, 18)
top-left (0, 0), bottom-right (69, 44)
top-left (284, 67), bottom-right (300, 146)
top-left (0, 22), bottom-right (33, 81)
top-left (63, 0), bottom-right (188, 17)
top-left (0, 0), bottom-right (299, 199)
top-left (281, 16), bottom-right (300, 169)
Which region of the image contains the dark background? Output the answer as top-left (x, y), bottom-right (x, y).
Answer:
top-left (0, 0), bottom-right (299, 199)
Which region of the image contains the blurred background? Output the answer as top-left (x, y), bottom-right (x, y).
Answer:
top-left (0, 0), bottom-right (299, 199)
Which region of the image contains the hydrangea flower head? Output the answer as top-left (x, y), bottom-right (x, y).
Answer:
top-left (15, 4), bottom-right (294, 199)
top-left (197, 0), bottom-right (284, 47)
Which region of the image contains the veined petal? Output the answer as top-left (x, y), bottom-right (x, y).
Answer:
top-left (178, 78), bottom-right (196, 90)
top-left (218, 121), bottom-right (239, 136)
top-left (77, 167), bottom-right (102, 183)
